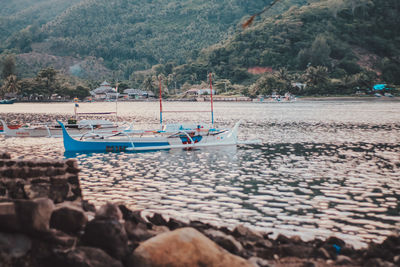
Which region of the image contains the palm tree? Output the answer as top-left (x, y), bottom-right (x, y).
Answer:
top-left (142, 76), bottom-right (156, 94)
top-left (0, 75), bottom-right (19, 98)
top-left (303, 66), bottom-right (329, 87)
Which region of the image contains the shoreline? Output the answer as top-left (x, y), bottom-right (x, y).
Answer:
top-left (296, 96), bottom-right (400, 101)
top-left (3, 95), bottom-right (400, 104)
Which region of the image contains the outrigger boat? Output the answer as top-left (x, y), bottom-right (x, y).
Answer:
top-left (1, 102), bottom-right (122, 137)
top-left (0, 119), bottom-right (121, 138)
top-left (0, 123), bottom-right (21, 134)
top-left (59, 73), bottom-right (261, 153)
top-left (58, 120), bottom-right (259, 152)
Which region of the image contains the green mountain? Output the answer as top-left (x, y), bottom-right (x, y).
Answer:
top-left (0, 0), bottom-right (82, 47)
top-left (2, 0), bottom-right (274, 79)
top-left (2, 0), bottom-right (399, 96)
top-left (175, 0), bottom-right (400, 89)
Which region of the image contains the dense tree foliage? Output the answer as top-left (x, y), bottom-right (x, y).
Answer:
top-left (173, 0), bottom-right (399, 95)
top-left (1, 55), bottom-right (16, 79)
top-left (1, 0), bottom-right (399, 97)
top-left (2, 0), bottom-right (274, 79)
top-left (0, 0), bottom-right (81, 50)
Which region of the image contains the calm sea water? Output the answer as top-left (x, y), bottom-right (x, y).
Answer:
top-left (1, 100), bottom-right (400, 248)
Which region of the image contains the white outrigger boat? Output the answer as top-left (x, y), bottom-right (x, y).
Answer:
top-left (59, 74), bottom-right (261, 153)
top-left (1, 101), bottom-right (123, 138)
top-left (0, 119), bottom-right (121, 138)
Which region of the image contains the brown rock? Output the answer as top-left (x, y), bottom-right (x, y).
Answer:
top-left (248, 256), bottom-right (272, 267)
top-left (148, 213), bottom-right (167, 226)
top-left (325, 236), bottom-right (346, 247)
top-left (364, 258), bottom-right (396, 267)
top-left (49, 183), bottom-right (70, 203)
top-left (127, 227), bottom-right (253, 267)
top-left (0, 202), bottom-right (20, 231)
top-left (276, 234), bottom-right (292, 244)
top-left (82, 200), bottom-right (96, 212)
top-left (233, 225), bottom-right (263, 241)
top-left (50, 204), bottom-right (88, 234)
top-left (189, 220), bottom-right (212, 231)
top-left (204, 229), bottom-right (243, 255)
top-left (166, 217), bottom-right (187, 230)
top-left (41, 228), bottom-right (77, 247)
top-left (49, 246), bottom-right (124, 267)
top-left (291, 235), bottom-right (303, 244)
top-left (336, 255), bottom-right (353, 265)
top-left (14, 198), bottom-right (55, 233)
top-left (315, 247), bottom-right (331, 259)
top-left (65, 159), bottom-right (77, 168)
top-left (279, 244), bottom-right (313, 258)
top-left (66, 166), bottom-right (80, 174)
top-left (82, 218), bottom-right (129, 260)
top-left (0, 182), bottom-right (6, 197)
top-left (96, 203), bottom-right (123, 221)
top-left (150, 225), bottom-right (170, 235)
top-left (67, 175), bottom-right (79, 185)
top-left (125, 221), bottom-right (154, 242)
top-left (24, 183), bottom-right (51, 199)
top-left (0, 232), bottom-right (31, 258)
top-left (119, 206), bottom-right (147, 225)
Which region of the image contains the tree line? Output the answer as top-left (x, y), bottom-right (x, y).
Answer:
top-left (0, 55), bottom-right (90, 100)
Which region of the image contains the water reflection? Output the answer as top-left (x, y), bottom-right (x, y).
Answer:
top-left (72, 141), bottom-right (400, 248)
top-left (1, 101), bottom-right (400, 248)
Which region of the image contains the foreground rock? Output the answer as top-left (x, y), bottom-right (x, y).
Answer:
top-left (129, 227), bottom-right (252, 267)
top-left (50, 204), bottom-right (88, 235)
top-left (49, 246), bottom-right (124, 267)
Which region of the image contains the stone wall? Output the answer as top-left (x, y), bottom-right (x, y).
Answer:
top-left (0, 152), bottom-right (81, 203)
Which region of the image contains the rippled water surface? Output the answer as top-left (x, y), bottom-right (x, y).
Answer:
top-left (1, 100), bottom-right (400, 248)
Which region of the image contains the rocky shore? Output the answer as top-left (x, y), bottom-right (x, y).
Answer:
top-left (1, 152), bottom-right (399, 267)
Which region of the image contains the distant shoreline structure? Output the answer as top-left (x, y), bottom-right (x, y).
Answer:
top-left (10, 95), bottom-right (400, 103)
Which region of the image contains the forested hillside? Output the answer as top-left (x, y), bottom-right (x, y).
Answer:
top-left (2, 0), bottom-right (276, 79)
top-left (1, 0), bottom-right (399, 99)
top-left (171, 0), bottom-right (400, 95)
top-left (0, 0), bottom-right (82, 48)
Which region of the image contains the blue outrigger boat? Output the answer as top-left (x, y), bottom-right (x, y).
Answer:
top-left (58, 74), bottom-right (260, 153)
top-left (58, 120), bottom-right (253, 153)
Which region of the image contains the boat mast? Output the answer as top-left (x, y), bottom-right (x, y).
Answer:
top-left (115, 83), bottom-right (118, 123)
top-left (159, 76), bottom-right (163, 128)
top-left (209, 73), bottom-right (214, 126)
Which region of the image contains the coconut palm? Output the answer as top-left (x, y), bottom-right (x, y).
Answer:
top-left (303, 66), bottom-right (329, 87)
top-left (0, 75), bottom-right (19, 98)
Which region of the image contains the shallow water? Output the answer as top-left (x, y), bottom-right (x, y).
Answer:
top-left (1, 100), bottom-right (400, 248)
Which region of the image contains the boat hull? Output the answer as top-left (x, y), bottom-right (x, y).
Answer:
top-left (58, 120), bottom-right (245, 153)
